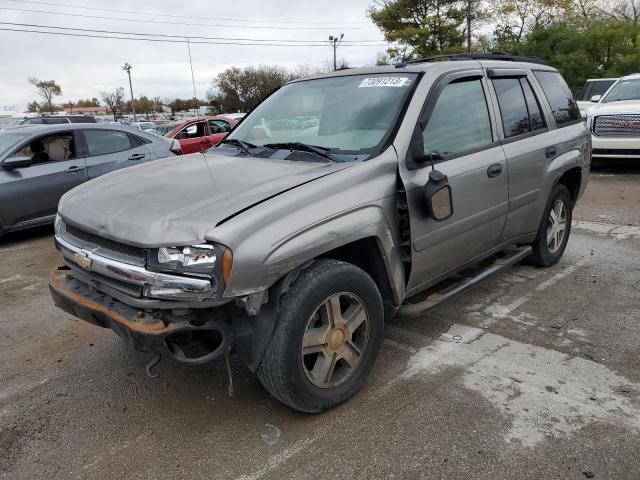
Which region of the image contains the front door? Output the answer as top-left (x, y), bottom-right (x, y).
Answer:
top-left (400, 72), bottom-right (509, 294)
top-left (0, 130), bottom-right (87, 228)
top-left (175, 121), bottom-right (208, 154)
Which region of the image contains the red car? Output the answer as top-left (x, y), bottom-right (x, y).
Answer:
top-left (157, 115), bottom-right (239, 154)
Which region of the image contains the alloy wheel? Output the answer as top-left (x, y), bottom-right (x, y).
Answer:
top-left (300, 292), bottom-right (369, 388)
top-left (547, 198), bottom-right (568, 253)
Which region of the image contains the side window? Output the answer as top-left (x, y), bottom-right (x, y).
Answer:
top-left (492, 78), bottom-right (531, 138)
top-left (84, 130), bottom-right (132, 156)
top-left (129, 134), bottom-right (150, 147)
top-left (178, 121), bottom-right (206, 139)
top-left (533, 71), bottom-right (581, 126)
top-left (492, 77), bottom-right (546, 138)
top-left (422, 79), bottom-right (493, 156)
top-left (11, 132), bottom-right (76, 164)
top-left (520, 78), bottom-right (546, 131)
top-left (590, 80), bottom-right (615, 97)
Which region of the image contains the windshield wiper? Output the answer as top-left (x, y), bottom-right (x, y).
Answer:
top-left (219, 138), bottom-right (256, 155)
top-left (262, 142), bottom-right (335, 161)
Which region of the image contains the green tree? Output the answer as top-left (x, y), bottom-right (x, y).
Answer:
top-left (368, 0), bottom-right (469, 57)
top-left (207, 65), bottom-right (294, 114)
top-left (77, 98), bottom-right (100, 107)
top-left (28, 78), bottom-right (62, 114)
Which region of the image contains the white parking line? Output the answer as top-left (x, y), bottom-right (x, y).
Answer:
top-left (403, 325), bottom-right (640, 446)
top-left (476, 260), bottom-right (586, 328)
top-left (573, 220), bottom-right (640, 240)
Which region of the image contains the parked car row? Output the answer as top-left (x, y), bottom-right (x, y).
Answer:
top-left (0, 124), bottom-right (179, 235)
top-left (582, 73), bottom-right (640, 160)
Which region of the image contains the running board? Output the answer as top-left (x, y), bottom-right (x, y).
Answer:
top-left (396, 245), bottom-right (532, 319)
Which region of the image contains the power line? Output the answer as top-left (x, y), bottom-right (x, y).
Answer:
top-left (0, 6), bottom-right (378, 30)
top-left (5, 0), bottom-right (375, 26)
top-left (0, 22), bottom-right (385, 44)
top-left (0, 27), bottom-right (391, 47)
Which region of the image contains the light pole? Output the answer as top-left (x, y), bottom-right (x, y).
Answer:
top-left (328, 33), bottom-right (344, 71)
top-left (122, 62), bottom-right (136, 121)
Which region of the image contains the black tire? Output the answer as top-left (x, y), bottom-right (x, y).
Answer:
top-left (525, 183), bottom-right (573, 267)
top-left (257, 259), bottom-right (384, 413)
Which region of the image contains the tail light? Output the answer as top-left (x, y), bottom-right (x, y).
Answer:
top-left (170, 139), bottom-right (182, 155)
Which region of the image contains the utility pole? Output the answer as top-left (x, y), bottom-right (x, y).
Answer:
top-left (122, 62), bottom-right (136, 121)
top-left (467, 0), bottom-right (472, 53)
top-left (328, 33), bottom-right (344, 71)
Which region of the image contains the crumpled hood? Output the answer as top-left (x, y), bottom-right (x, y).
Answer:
top-left (586, 100), bottom-right (640, 116)
top-left (58, 152), bottom-right (351, 247)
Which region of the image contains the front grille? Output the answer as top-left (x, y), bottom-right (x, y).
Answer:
top-left (68, 261), bottom-right (143, 297)
top-left (593, 114), bottom-right (640, 137)
top-left (593, 148), bottom-right (640, 156)
top-left (64, 224), bottom-right (147, 261)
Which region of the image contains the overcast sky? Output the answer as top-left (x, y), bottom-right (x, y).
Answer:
top-left (0, 0), bottom-right (389, 113)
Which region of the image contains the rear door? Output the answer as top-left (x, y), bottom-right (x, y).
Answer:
top-left (400, 70), bottom-right (509, 293)
top-left (485, 68), bottom-right (553, 239)
top-left (80, 128), bottom-right (152, 178)
top-left (0, 130), bottom-right (87, 228)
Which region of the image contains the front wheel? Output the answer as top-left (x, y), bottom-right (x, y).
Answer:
top-left (525, 183), bottom-right (573, 267)
top-left (257, 259), bottom-right (384, 413)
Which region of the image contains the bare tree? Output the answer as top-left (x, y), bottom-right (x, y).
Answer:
top-left (28, 78), bottom-right (62, 114)
top-left (101, 87), bottom-right (126, 121)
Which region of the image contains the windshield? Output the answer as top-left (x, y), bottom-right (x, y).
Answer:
top-left (602, 79), bottom-right (640, 103)
top-left (226, 73), bottom-right (418, 153)
top-left (156, 122), bottom-right (180, 136)
top-left (0, 132), bottom-right (28, 155)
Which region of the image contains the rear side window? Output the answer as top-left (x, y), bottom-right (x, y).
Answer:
top-left (533, 71), bottom-right (581, 126)
top-left (84, 130), bottom-right (132, 156)
top-left (422, 79), bottom-right (493, 155)
top-left (129, 134), bottom-right (150, 147)
top-left (492, 78), bottom-right (546, 138)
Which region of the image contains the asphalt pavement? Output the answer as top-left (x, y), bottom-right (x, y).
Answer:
top-left (1, 161), bottom-right (639, 479)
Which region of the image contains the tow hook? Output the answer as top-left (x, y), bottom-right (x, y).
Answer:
top-left (145, 353), bottom-right (162, 379)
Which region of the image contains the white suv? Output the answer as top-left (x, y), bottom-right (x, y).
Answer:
top-left (586, 73), bottom-right (640, 159)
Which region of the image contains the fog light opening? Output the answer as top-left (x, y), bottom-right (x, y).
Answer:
top-left (165, 329), bottom-right (223, 361)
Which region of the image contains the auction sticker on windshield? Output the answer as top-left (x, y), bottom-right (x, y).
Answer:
top-left (358, 77), bottom-right (410, 88)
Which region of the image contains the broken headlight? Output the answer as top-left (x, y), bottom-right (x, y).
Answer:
top-left (148, 244), bottom-right (227, 279)
top-left (158, 245), bottom-right (217, 268)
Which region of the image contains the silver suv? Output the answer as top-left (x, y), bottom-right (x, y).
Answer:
top-left (49, 53), bottom-right (590, 412)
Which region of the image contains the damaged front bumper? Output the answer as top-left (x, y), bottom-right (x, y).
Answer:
top-left (49, 267), bottom-right (234, 364)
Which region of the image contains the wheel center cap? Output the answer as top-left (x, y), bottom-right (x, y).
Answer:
top-left (328, 328), bottom-right (346, 350)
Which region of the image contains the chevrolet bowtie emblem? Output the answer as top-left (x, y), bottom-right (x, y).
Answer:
top-left (73, 251), bottom-right (93, 270)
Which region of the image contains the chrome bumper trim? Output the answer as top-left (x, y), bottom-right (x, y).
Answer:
top-left (56, 235), bottom-right (215, 297)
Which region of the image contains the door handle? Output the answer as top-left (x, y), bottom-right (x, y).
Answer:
top-left (128, 153), bottom-right (146, 160)
top-left (545, 146), bottom-right (557, 158)
top-left (487, 164), bottom-right (503, 178)
top-left (64, 165), bottom-right (83, 173)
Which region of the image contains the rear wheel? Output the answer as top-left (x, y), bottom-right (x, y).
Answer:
top-left (525, 183), bottom-right (573, 267)
top-left (257, 259), bottom-right (384, 413)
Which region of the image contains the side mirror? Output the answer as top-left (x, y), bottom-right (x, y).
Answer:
top-left (186, 124), bottom-right (198, 135)
top-left (2, 156), bottom-right (32, 170)
top-left (424, 170), bottom-right (453, 221)
top-left (590, 95), bottom-right (602, 103)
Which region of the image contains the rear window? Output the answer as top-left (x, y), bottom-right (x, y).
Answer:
top-left (533, 71), bottom-right (581, 126)
top-left (84, 130), bottom-right (132, 156)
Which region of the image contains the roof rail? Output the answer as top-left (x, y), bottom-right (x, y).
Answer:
top-left (405, 52), bottom-right (549, 66)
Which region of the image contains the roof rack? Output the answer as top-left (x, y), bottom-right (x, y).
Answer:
top-left (403, 52), bottom-right (549, 66)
